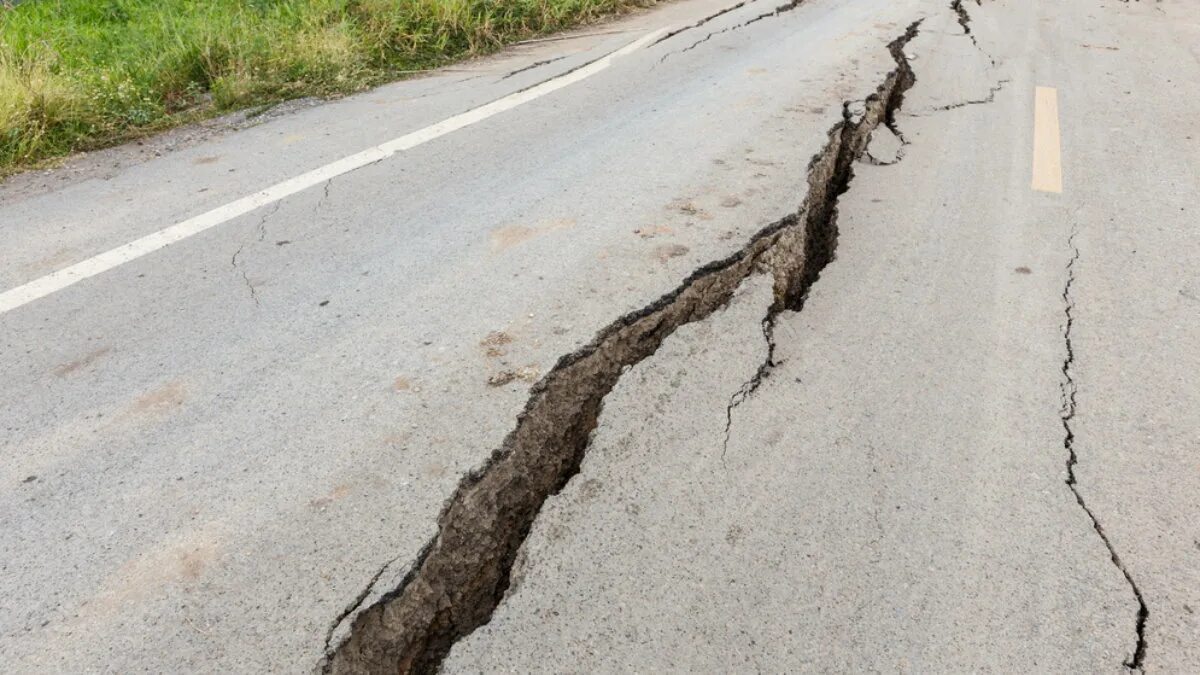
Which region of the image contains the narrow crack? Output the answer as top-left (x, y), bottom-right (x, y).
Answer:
top-left (229, 201), bottom-right (281, 307)
top-left (319, 178), bottom-right (334, 210)
top-left (257, 200), bottom-right (283, 242)
top-left (238, 268), bottom-right (259, 306)
top-left (660, 25), bottom-right (726, 62)
top-left (1059, 224), bottom-right (1149, 671)
top-left (659, 0), bottom-right (808, 63)
top-left (651, 0), bottom-right (749, 47)
top-left (921, 77), bottom-right (1009, 113)
top-left (722, 315), bottom-right (776, 463)
top-left (739, 0), bottom-right (808, 30)
top-left (951, 0), bottom-right (978, 46)
top-left (500, 55), bottom-right (568, 80)
top-left (229, 242), bottom-right (256, 306)
top-left (323, 557), bottom-right (401, 656)
top-left (951, 0), bottom-right (999, 66)
top-left (320, 20), bottom-right (923, 675)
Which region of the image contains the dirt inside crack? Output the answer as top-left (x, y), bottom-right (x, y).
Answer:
top-left (320, 21), bottom-right (922, 675)
top-left (721, 21), bottom-right (917, 439)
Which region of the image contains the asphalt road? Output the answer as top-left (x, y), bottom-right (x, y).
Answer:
top-left (2, 0), bottom-right (1197, 672)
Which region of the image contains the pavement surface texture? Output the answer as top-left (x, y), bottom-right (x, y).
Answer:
top-left (2, 0), bottom-right (1198, 672)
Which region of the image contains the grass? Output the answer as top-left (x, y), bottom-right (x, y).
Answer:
top-left (0, 0), bottom-right (654, 175)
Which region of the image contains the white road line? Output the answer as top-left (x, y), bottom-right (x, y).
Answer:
top-left (0, 28), bottom-right (667, 316)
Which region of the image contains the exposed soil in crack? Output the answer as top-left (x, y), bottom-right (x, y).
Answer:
top-left (323, 557), bottom-right (401, 656)
top-left (319, 20), bottom-right (922, 675)
top-left (1058, 227), bottom-right (1150, 670)
top-left (721, 23), bottom-right (919, 440)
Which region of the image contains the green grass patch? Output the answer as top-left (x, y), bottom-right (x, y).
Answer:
top-left (0, 0), bottom-right (654, 175)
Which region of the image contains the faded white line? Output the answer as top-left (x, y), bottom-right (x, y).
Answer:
top-left (0, 28), bottom-right (666, 316)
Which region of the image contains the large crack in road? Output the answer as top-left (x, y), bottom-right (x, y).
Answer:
top-left (319, 20), bottom-right (923, 675)
top-left (318, 2), bottom-right (1152, 670)
top-left (722, 24), bottom-right (919, 461)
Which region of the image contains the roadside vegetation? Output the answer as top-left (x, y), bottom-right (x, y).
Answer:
top-left (0, 0), bottom-right (653, 175)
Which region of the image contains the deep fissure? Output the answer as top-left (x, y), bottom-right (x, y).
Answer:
top-left (722, 23), bottom-right (918, 451)
top-left (1059, 227), bottom-right (1150, 670)
top-left (319, 21), bottom-right (922, 674)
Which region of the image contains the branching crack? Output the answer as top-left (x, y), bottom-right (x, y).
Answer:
top-left (320, 20), bottom-right (923, 675)
top-left (1059, 224), bottom-right (1149, 671)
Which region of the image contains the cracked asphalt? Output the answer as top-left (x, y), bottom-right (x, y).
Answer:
top-left (2, 0), bottom-right (1199, 672)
